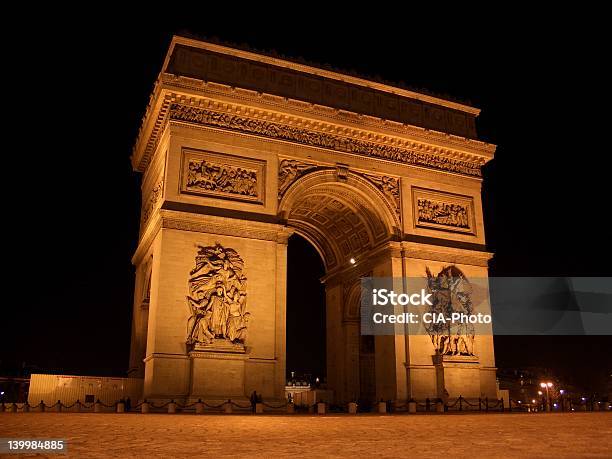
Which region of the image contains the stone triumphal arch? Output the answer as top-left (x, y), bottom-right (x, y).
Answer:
top-left (128, 36), bottom-right (498, 405)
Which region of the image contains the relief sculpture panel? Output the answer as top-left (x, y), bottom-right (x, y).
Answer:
top-left (412, 187), bottom-right (475, 235)
top-left (186, 243), bottom-right (250, 352)
top-left (181, 149), bottom-right (265, 204)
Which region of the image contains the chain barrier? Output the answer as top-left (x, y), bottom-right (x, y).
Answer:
top-left (262, 402), bottom-right (288, 409)
top-left (202, 401), bottom-right (226, 409)
top-left (6, 397), bottom-right (604, 414)
top-left (176, 401), bottom-right (199, 409)
top-left (230, 401), bottom-right (252, 410)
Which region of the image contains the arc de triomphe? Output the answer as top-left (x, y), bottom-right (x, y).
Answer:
top-left (128, 36), bottom-right (498, 404)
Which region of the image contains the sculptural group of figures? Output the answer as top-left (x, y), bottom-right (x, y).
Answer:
top-left (417, 198), bottom-right (469, 228)
top-left (186, 243), bottom-right (250, 347)
top-left (425, 266), bottom-right (475, 356)
top-left (187, 159), bottom-right (257, 197)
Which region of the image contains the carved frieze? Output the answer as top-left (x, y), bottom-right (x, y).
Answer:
top-left (278, 159), bottom-right (319, 199)
top-left (181, 149), bottom-right (265, 204)
top-left (412, 187), bottom-right (475, 234)
top-left (363, 173), bottom-right (401, 219)
top-left (186, 243), bottom-right (250, 351)
top-left (141, 179), bottom-right (164, 226)
top-left (169, 104), bottom-right (483, 177)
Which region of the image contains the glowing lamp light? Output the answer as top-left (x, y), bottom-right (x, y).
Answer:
top-left (532, 399), bottom-right (536, 404)
top-left (538, 391), bottom-right (543, 395)
top-left (553, 403), bottom-right (558, 407)
top-left (349, 258), bottom-right (356, 264)
top-left (540, 383), bottom-right (546, 388)
top-left (559, 390), bottom-right (565, 395)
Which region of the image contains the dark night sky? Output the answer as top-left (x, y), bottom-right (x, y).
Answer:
top-left (3, 13), bottom-right (610, 392)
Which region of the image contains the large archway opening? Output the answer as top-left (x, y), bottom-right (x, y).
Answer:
top-left (286, 234), bottom-right (326, 386)
top-left (280, 169), bottom-right (400, 405)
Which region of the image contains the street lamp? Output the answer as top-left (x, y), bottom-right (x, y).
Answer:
top-left (540, 382), bottom-right (553, 412)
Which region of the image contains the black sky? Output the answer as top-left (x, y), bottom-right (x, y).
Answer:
top-left (3, 13), bottom-right (610, 392)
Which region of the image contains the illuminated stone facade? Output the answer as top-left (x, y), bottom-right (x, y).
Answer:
top-left (128, 36), bottom-right (497, 404)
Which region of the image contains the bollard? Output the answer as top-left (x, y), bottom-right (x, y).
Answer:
top-left (255, 403), bottom-right (264, 414)
top-left (408, 400), bottom-right (417, 414)
top-left (10, 403), bottom-right (17, 413)
top-left (195, 400), bottom-right (204, 414)
top-left (378, 401), bottom-right (387, 414)
top-left (286, 403), bottom-right (295, 414)
top-left (224, 400), bottom-right (232, 414)
top-left (317, 402), bottom-right (326, 414)
top-left (117, 402), bottom-right (125, 413)
top-left (75, 400), bottom-right (81, 413)
top-left (0, 402), bottom-right (4, 413)
top-left (308, 404), bottom-right (314, 413)
top-left (141, 401), bottom-right (150, 413)
top-left (436, 400), bottom-right (445, 413)
top-left (23, 402), bottom-right (30, 413)
top-left (40, 401), bottom-right (45, 413)
top-left (168, 401), bottom-right (177, 414)
top-left (348, 402), bottom-right (358, 414)
top-left (55, 401), bottom-right (62, 413)
top-left (94, 401), bottom-right (102, 413)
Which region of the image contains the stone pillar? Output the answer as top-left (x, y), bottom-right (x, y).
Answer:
top-left (223, 401), bottom-right (232, 414)
top-left (168, 401), bottom-right (177, 413)
top-left (317, 402), bottom-right (326, 414)
top-left (408, 399), bottom-right (417, 413)
top-left (348, 402), bottom-right (358, 414)
top-left (195, 400), bottom-right (204, 414)
top-left (141, 401), bottom-right (150, 413)
top-left (117, 402), bottom-right (125, 413)
top-left (255, 403), bottom-right (264, 414)
top-left (377, 401), bottom-right (387, 413)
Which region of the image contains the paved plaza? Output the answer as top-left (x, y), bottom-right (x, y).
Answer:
top-left (1, 412), bottom-right (611, 458)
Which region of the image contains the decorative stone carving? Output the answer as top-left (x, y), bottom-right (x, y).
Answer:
top-left (425, 266), bottom-right (475, 356)
top-left (363, 174), bottom-right (401, 218)
top-left (181, 149), bottom-right (265, 204)
top-left (141, 179), bottom-right (164, 225)
top-left (278, 159), bottom-right (319, 199)
top-left (170, 104), bottom-right (482, 177)
top-left (417, 198), bottom-right (469, 228)
top-left (412, 187), bottom-right (475, 234)
top-left (186, 243), bottom-right (250, 350)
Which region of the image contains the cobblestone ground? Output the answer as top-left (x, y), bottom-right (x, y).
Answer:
top-left (1, 412), bottom-right (611, 458)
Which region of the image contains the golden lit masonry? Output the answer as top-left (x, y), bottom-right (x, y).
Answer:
top-left (129, 35), bottom-right (497, 405)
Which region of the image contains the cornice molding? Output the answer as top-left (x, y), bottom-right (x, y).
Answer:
top-left (400, 241), bottom-right (493, 267)
top-left (163, 75), bottom-right (493, 153)
top-left (158, 209), bottom-right (293, 243)
top-left (132, 214), bottom-right (162, 266)
top-left (132, 80), bottom-right (496, 173)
